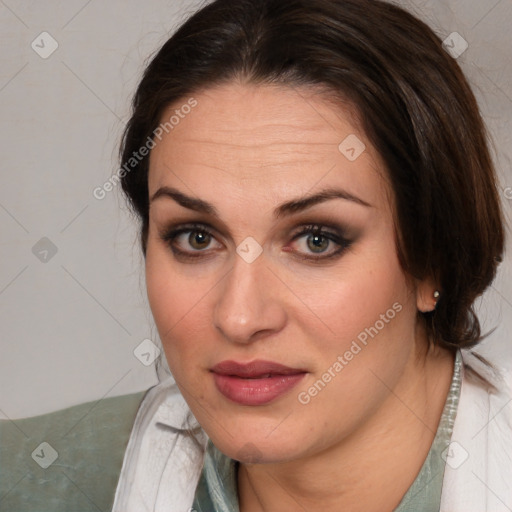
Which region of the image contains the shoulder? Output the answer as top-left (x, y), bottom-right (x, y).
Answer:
top-left (0, 389), bottom-right (148, 512)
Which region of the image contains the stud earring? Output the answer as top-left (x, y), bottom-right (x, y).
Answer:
top-left (433, 290), bottom-right (440, 310)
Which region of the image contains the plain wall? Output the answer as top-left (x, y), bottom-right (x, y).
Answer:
top-left (0, 0), bottom-right (511, 419)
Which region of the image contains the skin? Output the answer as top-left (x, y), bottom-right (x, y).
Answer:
top-left (145, 81), bottom-right (455, 512)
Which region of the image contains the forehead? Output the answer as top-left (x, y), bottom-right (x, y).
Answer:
top-left (148, 82), bottom-right (390, 211)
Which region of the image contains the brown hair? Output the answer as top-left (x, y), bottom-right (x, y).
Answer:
top-left (120, 0), bottom-right (505, 350)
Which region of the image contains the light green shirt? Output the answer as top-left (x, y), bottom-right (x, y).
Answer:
top-left (0, 390), bottom-right (147, 512)
top-left (192, 350), bottom-right (463, 512)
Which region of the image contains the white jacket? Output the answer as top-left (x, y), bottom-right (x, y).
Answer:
top-left (112, 349), bottom-right (512, 512)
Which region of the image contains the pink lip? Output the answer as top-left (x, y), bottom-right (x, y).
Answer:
top-left (211, 360), bottom-right (307, 406)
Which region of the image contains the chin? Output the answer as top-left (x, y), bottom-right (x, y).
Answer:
top-left (208, 425), bottom-right (306, 464)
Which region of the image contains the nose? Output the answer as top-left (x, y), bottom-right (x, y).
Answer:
top-left (213, 252), bottom-right (287, 345)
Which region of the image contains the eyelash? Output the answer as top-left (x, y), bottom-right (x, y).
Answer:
top-left (158, 222), bottom-right (352, 263)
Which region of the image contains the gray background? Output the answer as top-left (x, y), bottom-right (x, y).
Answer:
top-left (1, 0), bottom-right (511, 419)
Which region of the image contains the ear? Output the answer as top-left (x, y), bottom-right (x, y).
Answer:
top-left (416, 277), bottom-right (440, 313)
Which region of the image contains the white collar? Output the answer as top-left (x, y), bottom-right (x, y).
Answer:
top-left (151, 377), bottom-right (202, 431)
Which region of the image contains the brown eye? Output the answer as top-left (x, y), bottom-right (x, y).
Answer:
top-left (159, 222), bottom-right (222, 260)
top-left (188, 231), bottom-right (212, 250)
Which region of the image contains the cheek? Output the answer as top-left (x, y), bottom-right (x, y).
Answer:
top-left (145, 246), bottom-right (187, 349)
top-left (298, 238), bottom-right (416, 404)
top-left (290, 256), bottom-right (415, 439)
top-left (301, 239), bottom-right (412, 353)
top-left (145, 241), bottom-right (216, 379)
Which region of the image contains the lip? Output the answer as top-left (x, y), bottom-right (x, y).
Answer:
top-left (211, 359), bottom-right (307, 406)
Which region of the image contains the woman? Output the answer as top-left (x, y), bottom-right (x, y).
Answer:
top-left (1, 0), bottom-right (509, 511)
top-left (110, 0), bottom-right (511, 510)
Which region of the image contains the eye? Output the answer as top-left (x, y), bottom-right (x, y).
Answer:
top-left (287, 224), bottom-right (351, 262)
top-left (159, 223), bottom-right (222, 260)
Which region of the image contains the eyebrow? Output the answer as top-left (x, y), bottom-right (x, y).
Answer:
top-left (150, 186), bottom-right (372, 219)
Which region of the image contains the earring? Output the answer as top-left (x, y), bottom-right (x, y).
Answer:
top-left (433, 290), bottom-right (440, 310)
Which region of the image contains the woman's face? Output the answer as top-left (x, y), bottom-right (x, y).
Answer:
top-left (145, 82), bottom-right (428, 463)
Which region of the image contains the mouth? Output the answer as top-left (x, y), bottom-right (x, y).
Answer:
top-left (210, 359), bottom-right (307, 405)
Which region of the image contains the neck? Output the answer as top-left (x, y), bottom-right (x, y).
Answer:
top-left (238, 337), bottom-right (455, 512)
